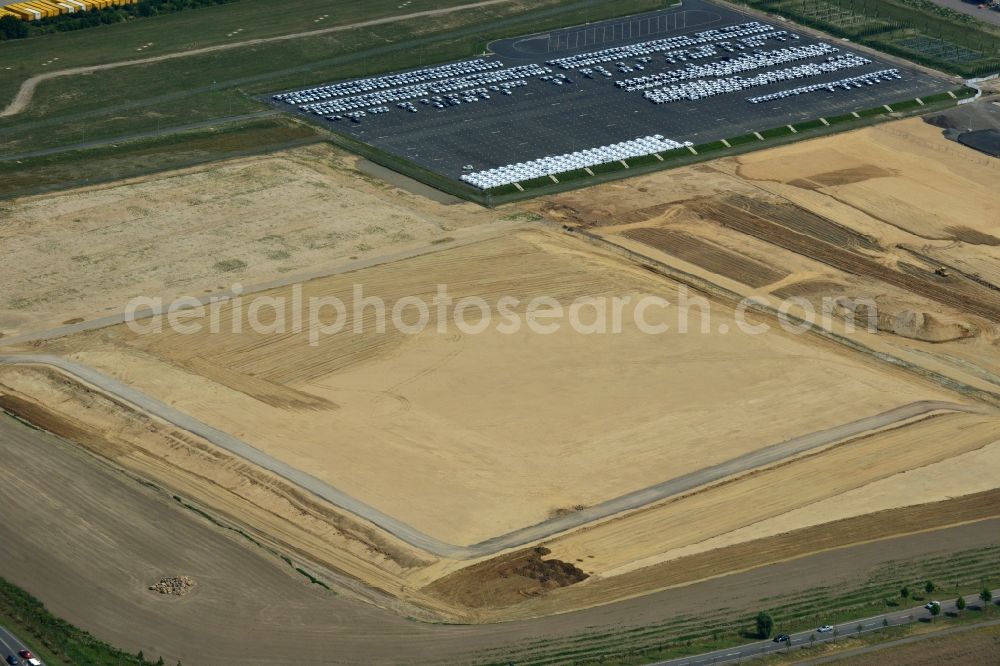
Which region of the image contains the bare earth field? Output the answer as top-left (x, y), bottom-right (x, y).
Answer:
top-left (2, 411), bottom-right (1000, 665)
top-left (0, 143), bottom-right (496, 338)
top-left (19, 229), bottom-right (965, 549)
top-left (3, 101), bottom-right (1000, 656)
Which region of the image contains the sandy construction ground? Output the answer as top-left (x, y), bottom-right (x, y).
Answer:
top-left (21, 228), bottom-right (962, 549)
top-left (0, 143), bottom-right (497, 339)
top-left (3, 110), bottom-right (1000, 627)
top-left (4, 411), bottom-right (999, 665)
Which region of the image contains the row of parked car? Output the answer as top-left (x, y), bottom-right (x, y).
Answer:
top-left (747, 68), bottom-right (902, 103)
top-left (460, 135), bottom-right (691, 189)
top-left (617, 43), bottom-right (839, 92)
top-left (295, 64), bottom-right (547, 116)
top-left (545, 21), bottom-right (790, 70)
top-left (326, 81), bottom-right (528, 122)
top-left (273, 58), bottom-right (502, 105)
top-left (642, 54), bottom-right (872, 104)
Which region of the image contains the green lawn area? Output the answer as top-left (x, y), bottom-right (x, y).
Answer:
top-left (0, 0), bottom-right (483, 106)
top-left (726, 132), bottom-right (761, 146)
top-left (793, 118), bottom-right (826, 132)
top-left (888, 98), bottom-right (924, 112)
top-left (0, 117), bottom-right (323, 200)
top-left (0, 0), bottom-right (663, 157)
top-left (694, 139), bottom-right (728, 152)
top-left (759, 125), bottom-right (795, 138)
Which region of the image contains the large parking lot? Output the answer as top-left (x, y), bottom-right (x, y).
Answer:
top-left (268, 0), bottom-right (951, 190)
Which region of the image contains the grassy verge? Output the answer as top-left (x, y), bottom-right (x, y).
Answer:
top-left (476, 543), bottom-right (1000, 665)
top-left (0, 578), bottom-right (155, 666)
top-left (0, 117), bottom-right (323, 200)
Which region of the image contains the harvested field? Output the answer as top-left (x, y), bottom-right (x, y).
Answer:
top-left (0, 143), bottom-right (496, 339)
top-left (23, 228), bottom-right (959, 550)
top-left (5, 410), bottom-right (1000, 664)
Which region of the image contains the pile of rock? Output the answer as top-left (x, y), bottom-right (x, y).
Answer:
top-left (149, 575), bottom-right (195, 596)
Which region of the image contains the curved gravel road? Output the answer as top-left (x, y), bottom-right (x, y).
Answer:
top-left (0, 353), bottom-right (993, 559)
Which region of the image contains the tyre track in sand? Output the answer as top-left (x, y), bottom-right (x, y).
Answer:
top-left (1, 353), bottom-right (994, 559)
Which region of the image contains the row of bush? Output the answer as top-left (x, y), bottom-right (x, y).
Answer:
top-left (0, 0), bottom-right (239, 40)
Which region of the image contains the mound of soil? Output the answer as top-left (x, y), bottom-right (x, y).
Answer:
top-left (425, 547), bottom-right (588, 610)
top-left (958, 129), bottom-right (1000, 158)
top-left (892, 310), bottom-right (976, 343)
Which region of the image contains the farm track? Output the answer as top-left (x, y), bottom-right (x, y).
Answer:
top-left (690, 196), bottom-right (1000, 322)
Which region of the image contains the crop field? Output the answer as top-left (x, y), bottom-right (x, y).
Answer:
top-left (268, 0), bottom-right (949, 195)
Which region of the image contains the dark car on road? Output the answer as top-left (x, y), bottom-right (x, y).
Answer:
top-left (773, 634), bottom-right (790, 643)
top-left (6, 655), bottom-right (19, 665)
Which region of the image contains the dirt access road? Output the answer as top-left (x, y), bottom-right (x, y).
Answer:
top-left (0, 0), bottom-right (515, 118)
top-left (0, 353), bottom-right (990, 559)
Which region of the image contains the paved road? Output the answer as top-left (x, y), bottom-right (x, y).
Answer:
top-left (0, 0), bottom-right (518, 117)
top-left (0, 624), bottom-right (38, 665)
top-left (799, 617), bottom-right (1000, 665)
top-left (0, 349), bottom-right (990, 559)
top-left (651, 590), bottom-right (1000, 665)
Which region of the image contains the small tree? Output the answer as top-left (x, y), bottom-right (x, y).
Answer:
top-left (756, 611), bottom-right (774, 639)
top-left (856, 623), bottom-right (863, 637)
top-left (137, 652), bottom-right (144, 661)
top-left (157, 659), bottom-right (165, 666)
top-left (900, 585), bottom-right (910, 599)
top-left (810, 633), bottom-right (816, 647)
top-left (925, 580), bottom-right (935, 594)
top-left (882, 617), bottom-right (889, 628)
top-left (956, 596), bottom-right (966, 612)
top-left (981, 588), bottom-right (993, 611)
top-left (929, 602), bottom-right (941, 619)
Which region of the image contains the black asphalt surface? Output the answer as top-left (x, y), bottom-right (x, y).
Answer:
top-left (269, 0), bottom-right (951, 182)
top-left (0, 625), bottom-right (38, 665)
top-left (651, 590), bottom-right (1000, 666)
